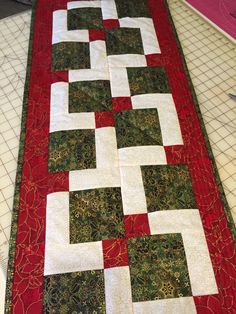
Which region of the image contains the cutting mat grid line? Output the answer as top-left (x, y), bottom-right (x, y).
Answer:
top-left (0, 11), bottom-right (31, 276)
top-left (0, 0), bottom-right (235, 297)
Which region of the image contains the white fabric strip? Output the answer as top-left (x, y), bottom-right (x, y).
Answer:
top-left (133, 297), bottom-right (196, 314)
top-left (53, 10), bottom-right (67, 34)
top-left (69, 168), bottom-right (121, 191)
top-left (148, 209), bottom-right (218, 296)
top-left (118, 146), bottom-right (167, 166)
top-left (46, 192), bottom-right (70, 246)
top-left (101, 0), bottom-right (118, 20)
top-left (53, 30), bottom-right (89, 44)
top-left (104, 267), bottom-right (133, 314)
top-left (69, 68), bottom-right (110, 82)
top-left (120, 166), bottom-right (147, 215)
top-left (44, 242), bottom-right (104, 276)
top-left (119, 17), bottom-right (161, 55)
top-left (90, 41), bottom-right (108, 68)
top-left (109, 67), bottom-right (130, 97)
top-left (50, 82), bottom-right (95, 132)
top-left (132, 94), bottom-right (183, 146)
top-left (50, 113), bottom-right (95, 132)
top-left (95, 127), bottom-right (119, 168)
top-left (67, 1), bottom-right (101, 9)
top-left (108, 55), bottom-right (147, 68)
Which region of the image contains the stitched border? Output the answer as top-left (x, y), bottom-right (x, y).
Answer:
top-left (4, 3), bottom-right (37, 312)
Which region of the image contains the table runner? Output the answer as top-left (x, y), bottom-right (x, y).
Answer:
top-left (5, 0), bottom-right (236, 313)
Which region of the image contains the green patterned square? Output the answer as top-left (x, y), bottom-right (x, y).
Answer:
top-left (105, 28), bottom-right (144, 55)
top-left (67, 8), bottom-right (103, 30)
top-left (127, 234), bottom-right (192, 302)
top-left (141, 165), bottom-right (197, 211)
top-left (52, 42), bottom-right (90, 71)
top-left (43, 270), bottom-right (105, 313)
top-left (70, 187), bottom-right (124, 243)
top-left (115, 109), bottom-right (163, 148)
top-left (115, 0), bottom-right (151, 18)
top-left (69, 81), bottom-right (112, 112)
top-left (48, 129), bottom-right (96, 172)
top-left (127, 67), bottom-right (170, 95)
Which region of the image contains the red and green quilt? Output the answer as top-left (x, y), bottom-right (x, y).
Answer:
top-left (5, 0), bottom-right (236, 313)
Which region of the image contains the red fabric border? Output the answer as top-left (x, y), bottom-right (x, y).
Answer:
top-left (11, 1), bottom-right (69, 312)
top-left (9, 0), bottom-right (236, 313)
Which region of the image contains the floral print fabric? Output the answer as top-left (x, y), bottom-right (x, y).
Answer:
top-left (70, 188), bottom-right (125, 243)
top-left (141, 165), bottom-right (197, 211)
top-left (48, 129), bottom-right (96, 172)
top-left (52, 42), bottom-right (90, 71)
top-left (127, 234), bottom-right (192, 301)
top-left (43, 270), bottom-right (106, 313)
top-left (115, 109), bottom-right (163, 148)
top-left (69, 81), bottom-right (112, 113)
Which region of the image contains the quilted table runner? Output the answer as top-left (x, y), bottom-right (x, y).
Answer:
top-left (5, 0), bottom-right (236, 313)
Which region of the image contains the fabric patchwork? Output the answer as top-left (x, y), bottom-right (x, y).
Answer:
top-left (127, 234), bottom-right (192, 302)
top-left (69, 188), bottom-right (125, 243)
top-left (141, 165), bottom-right (197, 211)
top-left (105, 28), bottom-right (144, 55)
top-left (43, 270), bottom-right (105, 313)
top-left (115, 0), bottom-right (151, 18)
top-left (67, 8), bottom-right (103, 30)
top-left (52, 42), bottom-right (90, 71)
top-left (6, 0), bottom-right (227, 311)
top-left (115, 109), bottom-right (163, 148)
top-left (127, 67), bottom-right (170, 95)
top-left (69, 80), bottom-right (112, 112)
top-left (48, 129), bottom-right (96, 172)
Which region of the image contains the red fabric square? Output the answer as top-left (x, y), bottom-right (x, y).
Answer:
top-left (103, 19), bottom-right (120, 29)
top-left (89, 29), bottom-right (105, 41)
top-left (102, 238), bottom-right (129, 268)
top-left (51, 71), bottom-right (68, 83)
top-left (95, 112), bottom-right (115, 128)
top-left (112, 97), bottom-right (132, 112)
top-left (145, 53), bottom-right (163, 66)
top-left (124, 214), bottom-right (151, 238)
top-left (164, 145), bottom-right (186, 164)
